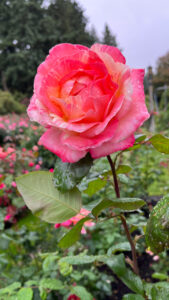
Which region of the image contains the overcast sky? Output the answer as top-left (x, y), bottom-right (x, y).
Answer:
top-left (77, 0), bottom-right (169, 71)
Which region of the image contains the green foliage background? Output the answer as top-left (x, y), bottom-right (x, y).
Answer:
top-left (0, 0), bottom-right (117, 97)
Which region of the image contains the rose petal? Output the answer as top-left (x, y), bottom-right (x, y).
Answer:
top-left (38, 128), bottom-right (87, 163)
top-left (63, 117), bottom-right (118, 150)
top-left (27, 95), bottom-right (52, 127)
top-left (90, 134), bottom-right (135, 158)
top-left (91, 43), bottom-right (126, 64)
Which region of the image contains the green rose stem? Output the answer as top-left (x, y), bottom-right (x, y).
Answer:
top-left (107, 155), bottom-right (140, 276)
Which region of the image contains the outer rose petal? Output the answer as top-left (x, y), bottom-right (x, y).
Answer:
top-left (27, 95), bottom-right (52, 127)
top-left (90, 69), bottom-right (149, 158)
top-left (38, 128), bottom-right (87, 163)
top-left (113, 69), bottom-right (150, 142)
top-left (63, 117), bottom-right (118, 150)
top-left (49, 43), bottom-right (89, 60)
top-left (90, 135), bottom-right (135, 159)
top-left (91, 43), bottom-right (126, 64)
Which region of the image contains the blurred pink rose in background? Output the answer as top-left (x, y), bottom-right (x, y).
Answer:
top-left (67, 295), bottom-right (81, 300)
top-left (28, 161), bottom-right (35, 167)
top-left (33, 145), bottom-right (39, 151)
top-left (0, 147), bottom-right (15, 160)
top-left (28, 43), bottom-right (149, 163)
top-left (0, 183), bottom-right (6, 189)
top-left (11, 181), bottom-right (17, 188)
top-left (4, 214), bottom-right (12, 221)
top-left (54, 208), bottom-right (94, 234)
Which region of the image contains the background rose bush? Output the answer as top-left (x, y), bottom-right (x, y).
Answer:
top-left (0, 113), bottom-right (169, 299)
top-left (28, 43), bottom-right (149, 162)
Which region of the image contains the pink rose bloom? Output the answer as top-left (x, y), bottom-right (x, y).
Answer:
top-left (23, 170), bottom-right (29, 174)
top-left (7, 147), bottom-right (15, 154)
top-left (28, 161), bottom-right (35, 167)
top-left (11, 181), bottom-right (17, 188)
top-left (33, 145), bottom-right (39, 151)
top-left (62, 220), bottom-right (72, 227)
top-left (71, 208), bottom-right (95, 234)
top-left (0, 183), bottom-right (6, 189)
top-left (4, 214), bottom-right (12, 221)
top-left (0, 147), bottom-right (14, 159)
top-left (67, 295), bottom-right (81, 300)
top-left (0, 123), bottom-right (5, 129)
top-left (54, 223), bottom-right (61, 229)
top-left (10, 153), bottom-right (16, 161)
top-left (153, 255), bottom-right (159, 261)
top-left (146, 249), bottom-right (154, 256)
top-left (54, 208), bottom-right (94, 234)
top-left (71, 208), bottom-right (90, 224)
top-left (28, 43), bottom-right (149, 163)
top-left (0, 147), bottom-right (7, 159)
top-left (54, 219), bottom-right (72, 229)
top-left (35, 164), bottom-right (41, 170)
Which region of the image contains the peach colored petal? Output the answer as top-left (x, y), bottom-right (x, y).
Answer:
top-left (63, 117), bottom-right (118, 151)
top-left (91, 43), bottom-right (126, 64)
top-left (38, 128), bottom-right (87, 163)
top-left (27, 95), bottom-right (52, 127)
top-left (90, 134), bottom-right (135, 159)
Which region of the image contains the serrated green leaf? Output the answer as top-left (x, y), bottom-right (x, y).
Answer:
top-left (150, 282), bottom-right (169, 300)
top-left (152, 272), bottom-right (169, 281)
top-left (145, 194), bottom-right (169, 253)
top-left (149, 134), bottom-right (169, 154)
top-left (58, 216), bottom-right (91, 248)
top-left (83, 177), bottom-right (107, 196)
top-left (117, 174), bottom-right (130, 184)
top-left (92, 198), bottom-right (145, 217)
top-left (116, 165), bottom-right (132, 174)
top-left (125, 144), bottom-right (141, 151)
top-left (122, 294), bottom-right (144, 300)
top-left (107, 242), bottom-right (132, 255)
top-left (17, 288), bottom-right (33, 300)
top-left (16, 171), bottom-right (81, 223)
top-left (59, 254), bottom-right (107, 265)
top-left (0, 282), bottom-right (21, 295)
top-left (106, 254), bottom-right (144, 295)
top-left (58, 261), bottom-right (73, 276)
top-left (3, 296), bottom-right (17, 300)
top-left (39, 288), bottom-right (47, 300)
top-left (92, 199), bottom-right (114, 217)
top-left (135, 135), bottom-right (147, 143)
top-left (42, 255), bottom-right (58, 272)
top-left (25, 280), bottom-right (38, 287)
top-left (71, 286), bottom-right (93, 300)
top-left (40, 278), bottom-right (64, 290)
top-left (53, 154), bottom-right (93, 192)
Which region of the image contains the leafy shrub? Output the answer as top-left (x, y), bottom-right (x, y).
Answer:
top-left (0, 90), bottom-right (25, 114)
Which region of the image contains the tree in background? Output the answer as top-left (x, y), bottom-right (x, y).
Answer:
top-left (102, 24), bottom-right (118, 47)
top-left (153, 51), bottom-right (169, 88)
top-left (89, 26), bottom-right (100, 43)
top-left (0, 0), bottom-right (96, 96)
top-left (0, 0), bottom-right (45, 95)
top-left (47, 0), bottom-right (95, 46)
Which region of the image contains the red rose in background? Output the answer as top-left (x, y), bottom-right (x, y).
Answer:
top-left (67, 295), bottom-right (81, 300)
top-left (28, 43), bottom-right (149, 162)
